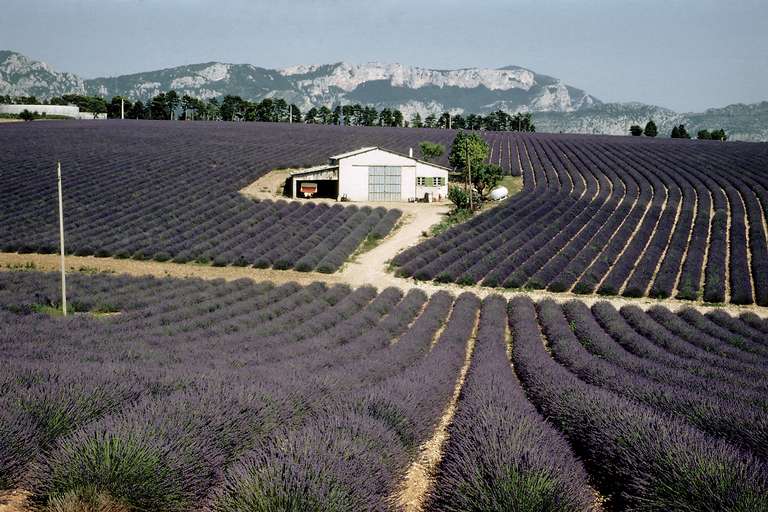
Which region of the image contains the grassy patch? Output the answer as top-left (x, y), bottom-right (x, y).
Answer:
top-left (498, 175), bottom-right (524, 196)
top-left (5, 261), bottom-right (37, 271)
top-left (429, 209), bottom-right (473, 237)
top-left (358, 234), bottom-right (382, 253)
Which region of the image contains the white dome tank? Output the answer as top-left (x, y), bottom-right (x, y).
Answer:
top-left (489, 186), bottom-right (508, 201)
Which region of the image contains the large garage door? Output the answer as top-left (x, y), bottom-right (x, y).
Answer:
top-left (368, 166), bottom-right (401, 201)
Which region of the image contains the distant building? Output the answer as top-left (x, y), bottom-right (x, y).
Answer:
top-left (290, 147), bottom-right (449, 202)
top-left (0, 104), bottom-right (106, 119)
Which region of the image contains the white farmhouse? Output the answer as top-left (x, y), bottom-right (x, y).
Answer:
top-left (289, 147), bottom-right (449, 202)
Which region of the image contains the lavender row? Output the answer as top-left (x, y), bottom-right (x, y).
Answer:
top-left (393, 133), bottom-right (768, 305)
top-left (426, 295), bottom-right (595, 511)
top-left (508, 295), bottom-right (768, 511)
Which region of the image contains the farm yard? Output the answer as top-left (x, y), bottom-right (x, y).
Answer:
top-left (1, 119), bottom-right (768, 511)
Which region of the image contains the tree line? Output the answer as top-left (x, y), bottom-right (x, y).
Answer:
top-left (629, 120), bottom-right (728, 140)
top-left (1, 92), bottom-right (536, 132)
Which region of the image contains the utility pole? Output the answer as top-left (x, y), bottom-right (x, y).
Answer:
top-left (56, 161), bottom-right (67, 316)
top-left (466, 139), bottom-right (473, 211)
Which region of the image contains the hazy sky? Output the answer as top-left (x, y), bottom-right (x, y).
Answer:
top-left (1, 0), bottom-right (765, 112)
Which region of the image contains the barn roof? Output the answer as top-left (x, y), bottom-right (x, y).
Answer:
top-left (329, 146), bottom-right (452, 171)
top-left (329, 147), bottom-right (378, 160)
top-left (290, 163), bottom-right (339, 177)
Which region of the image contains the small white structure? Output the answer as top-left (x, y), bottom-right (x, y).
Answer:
top-left (290, 147), bottom-right (449, 202)
top-left (489, 186), bottom-right (509, 201)
top-left (0, 104), bottom-right (107, 119)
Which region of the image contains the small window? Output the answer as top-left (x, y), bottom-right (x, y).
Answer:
top-left (418, 176), bottom-right (444, 187)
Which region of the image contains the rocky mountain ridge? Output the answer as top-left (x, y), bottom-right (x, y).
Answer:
top-left (1, 50), bottom-right (765, 141)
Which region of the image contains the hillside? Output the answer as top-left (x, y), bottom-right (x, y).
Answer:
top-left (536, 101), bottom-right (768, 141)
top-left (2, 50), bottom-right (767, 140)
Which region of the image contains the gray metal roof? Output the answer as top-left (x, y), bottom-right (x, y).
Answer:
top-left (289, 164), bottom-right (339, 177)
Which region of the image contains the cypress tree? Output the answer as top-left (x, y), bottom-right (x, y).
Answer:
top-left (644, 120), bottom-right (658, 137)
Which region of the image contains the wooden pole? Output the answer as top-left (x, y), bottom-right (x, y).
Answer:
top-left (56, 161), bottom-right (67, 316)
top-left (466, 139), bottom-right (473, 211)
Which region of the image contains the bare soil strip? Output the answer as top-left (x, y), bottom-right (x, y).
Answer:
top-left (736, 188), bottom-right (757, 301)
top-left (593, 172), bottom-right (657, 293)
top-left (698, 193), bottom-right (715, 299)
top-left (394, 308), bottom-right (480, 511)
top-left (567, 169), bottom-right (639, 294)
top-left (671, 185), bottom-right (698, 298)
top-left (640, 183), bottom-right (683, 297)
top-left (3, 251), bottom-right (767, 317)
top-left (0, 491), bottom-right (30, 512)
top-left (618, 179), bottom-right (670, 296)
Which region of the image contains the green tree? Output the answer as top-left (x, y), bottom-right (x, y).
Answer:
top-left (274, 98), bottom-right (288, 121)
top-left (644, 120), bottom-right (658, 137)
top-left (410, 112), bottom-right (423, 128)
top-left (697, 129), bottom-right (711, 140)
top-left (150, 93), bottom-right (168, 120)
top-left (465, 114), bottom-right (483, 130)
top-left (289, 104), bottom-right (302, 123)
top-left (392, 110), bottom-right (404, 127)
top-left (220, 95), bottom-right (246, 121)
top-left (509, 112), bottom-right (535, 132)
top-left (472, 163), bottom-right (503, 197)
top-left (419, 141), bottom-right (445, 161)
top-left (629, 125), bottom-right (643, 136)
top-left (165, 90), bottom-right (180, 120)
top-left (424, 113), bottom-right (437, 128)
top-left (304, 107), bottom-right (318, 124)
top-left (671, 124), bottom-right (690, 139)
top-left (449, 131), bottom-right (489, 174)
top-left (362, 106), bottom-right (378, 126)
top-left (128, 100), bottom-right (147, 119)
top-left (19, 109), bottom-right (35, 121)
top-left (202, 98), bottom-right (220, 120)
top-left (437, 112), bottom-right (451, 129)
top-left (378, 108), bottom-right (393, 127)
top-left (448, 186), bottom-right (470, 210)
top-left (710, 128), bottom-right (728, 141)
top-left (318, 106), bottom-right (332, 124)
top-left (107, 96), bottom-right (132, 119)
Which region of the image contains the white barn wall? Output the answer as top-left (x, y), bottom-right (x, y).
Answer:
top-left (337, 148), bottom-right (449, 202)
top-left (415, 161), bottom-right (449, 200)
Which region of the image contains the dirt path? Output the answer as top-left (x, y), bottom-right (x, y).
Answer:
top-left (3, 250), bottom-right (767, 318)
top-left (395, 308), bottom-right (480, 511)
top-left (0, 491), bottom-right (29, 512)
top-left (341, 204), bottom-right (450, 288)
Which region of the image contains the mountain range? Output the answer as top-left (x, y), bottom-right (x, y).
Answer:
top-left (1, 50), bottom-right (766, 141)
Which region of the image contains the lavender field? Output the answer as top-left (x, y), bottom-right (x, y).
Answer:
top-left (396, 133), bottom-right (768, 306)
top-left (1, 270), bottom-right (767, 510)
top-left (0, 121), bottom-right (465, 272)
